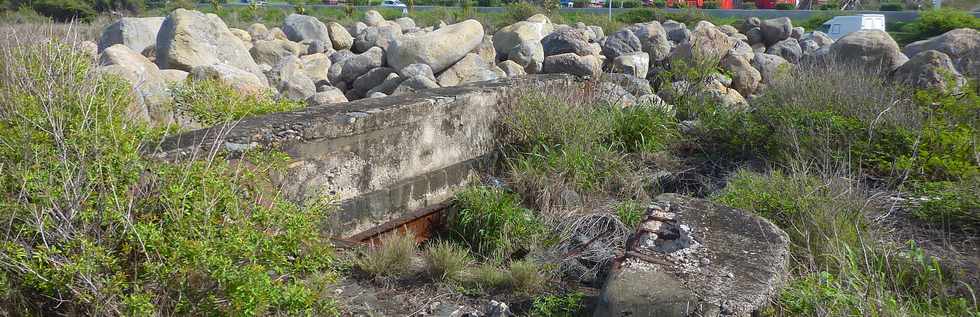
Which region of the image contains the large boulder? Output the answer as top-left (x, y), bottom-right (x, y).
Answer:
top-left (891, 50), bottom-right (965, 92)
top-left (497, 60), bottom-right (527, 77)
top-left (98, 44), bottom-right (170, 124)
top-left (745, 27), bottom-right (764, 46)
top-left (436, 53), bottom-right (501, 86)
top-left (603, 72), bottom-right (652, 97)
top-left (301, 53), bottom-right (331, 86)
top-left (98, 17), bottom-right (165, 53)
top-left (398, 63), bottom-right (436, 82)
top-left (247, 23), bottom-right (269, 41)
top-left (351, 67), bottom-right (397, 96)
top-left (663, 20), bottom-right (691, 43)
top-left (902, 28), bottom-right (979, 77)
top-left (721, 54), bottom-right (761, 96)
top-left (327, 22), bottom-right (354, 51)
top-left (594, 194), bottom-right (789, 317)
top-left (752, 52), bottom-right (792, 86)
top-left (307, 86), bottom-right (348, 106)
top-left (628, 22), bottom-right (671, 63)
top-left (393, 75), bottom-right (440, 95)
top-left (250, 39), bottom-right (304, 66)
top-left (366, 73), bottom-right (404, 96)
top-left (672, 25), bottom-right (733, 62)
top-left (766, 38), bottom-right (802, 64)
top-left (283, 14), bottom-right (331, 46)
top-left (386, 20), bottom-right (484, 74)
top-left (542, 53), bottom-right (601, 78)
top-left (473, 34), bottom-right (497, 64)
top-left (799, 31), bottom-right (833, 55)
top-left (363, 10), bottom-right (385, 27)
top-left (760, 17), bottom-right (792, 46)
top-left (156, 9), bottom-right (266, 85)
top-left (493, 19), bottom-right (554, 58)
top-left (603, 29), bottom-right (643, 60)
top-left (829, 30), bottom-right (908, 71)
top-left (508, 39), bottom-right (545, 73)
top-left (541, 27), bottom-right (594, 57)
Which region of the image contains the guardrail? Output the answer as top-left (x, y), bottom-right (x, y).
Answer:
top-left (217, 3), bottom-right (979, 22)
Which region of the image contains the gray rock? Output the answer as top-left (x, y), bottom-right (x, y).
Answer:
top-left (730, 40), bottom-right (755, 60)
top-left (306, 86), bottom-right (348, 106)
top-left (350, 21), bottom-right (368, 37)
top-left (268, 55), bottom-right (316, 100)
top-left (543, 53), bottom-right (601, 78)
top-left (829, 30), bottom-right (908, 71)
top-left (473, 33), bottom-right (497, 64)
top-left (395, 17), bottom-right (416, 30)
top-left (191, 63), bottom-right (268, 95)
top-left (436, 53), bottom-right (500, 86)
top-left (156, 9), bottom-right (266, 85)
top-left (497, 60), bottom-right (526, 77)
top-left (392, 75), bottom-right (440, 95)
top-left (766, 38), bottom-right (802, 64)
top-left (364, 10), bottom-right (385, 27)
top-left (746, 27), bottom-right (764, 46)
top-left (799, 31), bottom-right (833, 56)
top-left (366, 73), bottom-right (404, 96)
top-left (305, 39), bottom-right (330, 55)
top-left (493, 20), bottom-right (554, 58)
top-left (160, 69), bottom-right (189, 83)
top-left (301, 52), bottom-right (331, 86)
top-left (541, 27), bottom-right (594, 56)
top-left (760, 17), bottom-right (792, 46)
top-left (594, 194), bottom-right (789, 317)
top-left (336, 46), bottom-right (385, 83)
top-left (628, 22), bottom-right (671, 63)
top-left (602, 28), bottom-right (642, 60)
top-left (891, 50), bottom-right (965, 92)
top-left (352, 67), bottom-right (397, 96)
top-left (354, 24), bottom-right (401, 53)
top-left (663, 20), bottom-right (690, 43)
top-left (902, 28), bottom-right (979, 77)
top-left (672, 25), bottom-right (733, 62)
top-left (721, 54), bottom-right (761, 96)
top-left (398, 63), bottom-right (436, 82)
top-left (508, 39), bottom-right (544, 73)
top-left (328, 22), bottom-right (354, 50)
top-left (268, 27), bottom-right (288, 41)
top-left (250, 39), bottom-right (304, 66)
top-left (603, 72), bottom-right (652, 97)
top-left (98, 17), bottom-right (165, 53)
top-left (791, 26), bottom-right (804, 39)
top-left (98, 44), bottom-right (170, 123)
top-left (752, 52), bottom-right (791, 85)
top-left (329, 50), bottom-right (355, 64)
top-left (611, 52), bottom-right (649, 79)
top-left (283, 14), bottom-right (331, 46)
top-left (247, 23), bottom-right (269, 40)
top-left (386, 19), bottom-right (484, 74)
top-left (368, 91), bottom-right (387, 98)
top-left (230, 28), bottom-right (253, 50)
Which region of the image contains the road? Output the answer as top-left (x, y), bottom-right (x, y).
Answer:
top-left (219, 3), bottom-right (980, 22)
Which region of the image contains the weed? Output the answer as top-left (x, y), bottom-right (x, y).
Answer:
top-left (468, 261), bottom-right (510, 291)
top-left (355, 231), bottom-right (418, 280)
top-left (529, 292), bottom-right (585, 317)
top-left (449, 185), bottom-right (542, 258)
top-left (169, 78), bottom-right (304, 128)
top-left (507, 259), bottom-right (548, 294)
top-left (615, 199), bottom-right (644, 229)
top-left (423, 241), bottom-right (472, 282)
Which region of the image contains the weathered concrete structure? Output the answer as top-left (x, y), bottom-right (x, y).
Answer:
top-left (155, 74), bottom-right (573, 237)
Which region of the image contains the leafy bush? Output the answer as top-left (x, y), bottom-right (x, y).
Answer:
top-left (503, 1), bottom-right (542, 24)
top-left (653, 0), bottom-right (666, 7)
top-left (355, 231), bottom-right (418, 280)
top-left (909, 178), bottom-right (980, 231)
top-left (0, 42), bottom-right (338, 315)
top-left (449, 186), bottom-right (542, 257)
top-left (169, 79), bottom-right (304, 127)
top-left (423, 241), bottom-right (472, 282)
top-left (702, 0), bottom-right (719, 8)
top-left (714, 171), bottom-right (975, 316)
top-left (879, 2), bottom-right (903, 10)
top-left (620, 0), bottom-right (642, 8)
top-left (774, 2), bottom-right (795, 9)
top-left (529, 292), bottom-right (585, 316)
top-left (30, 0), bottom-right (96, 22)
top-left (897, 9), bottom-right (980, 44)
top-left (615, 8), bottom-right (657, 23)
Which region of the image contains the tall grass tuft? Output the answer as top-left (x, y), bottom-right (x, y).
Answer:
top-left (355, 231), bottom-right (418, 281)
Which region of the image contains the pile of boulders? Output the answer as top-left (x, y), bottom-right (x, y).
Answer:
top-left (90, 9), bottom-right (978, 126)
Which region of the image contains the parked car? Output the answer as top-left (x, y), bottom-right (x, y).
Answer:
top-left (818, 14), bottom-right (886, 40)
top-left (381, 0), bottom-right (408, 8)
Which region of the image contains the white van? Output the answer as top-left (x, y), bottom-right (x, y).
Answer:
top-left (819, 14), bottom-right (886, 40)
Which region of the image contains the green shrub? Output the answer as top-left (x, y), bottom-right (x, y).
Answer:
top-left (468, 262), bottom-right (510, 290)
top-left (169, 79), bottom-right (304, 127)
top-left (607, 103), bottom-right (679, 154)
top-left (507, 259), bottom-right (548, 293)
top-left (615, 8), bottom-right (657, 23)
top-left (503, 1), bottom-right (542, 24)
top-left (572, 0), bottom-right (589, 7)
top-left (355, 231), bottom-right (418, 280)
top-left (31, 0), bottom-right (95, 22)
top-left (653, 0), bottom-right (666, 7)
top-left (702, 0), bottom-right (719, 8)
top-left (620, 0), bottom-right (642, 8)
top-left (529, 292), bottom-right (585, 316)
top-left (615, 199), bottom-right (644, 229)
top-left (478, 0), bottom-right (502, 6)
top-left (740, 2), bottom-right (754, 9)
top-left (423, 241), bottom-right (472, 282)
top-left (879, 2), bottom-right (903, 10)
top-left (0, 42), bottom-right (338, 315)
top-left (714, 170), bottom-right (974, 315)
top-left (909, 178), bottom-right (980, 231)
top-left (897, 9), bottom-right (980, 44)
top-left (818, 2), bottom-right (837, 9)
top-left (0, 6), bottom-right (51, 23)
top-left (449, 186), bottom-right (542, 257)
top-left (774, 2), bottom-right (795, 9)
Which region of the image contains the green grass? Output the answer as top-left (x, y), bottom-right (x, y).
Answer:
top-left (355, 231), bottom-right (418, 280)
top-left (529, 291), bottom-right (585, 317)
top-left (614, 199), bottom-right (644, 229)
top-left (423, 240), bottom-right (472, 282)
top-left (170, 78), bottom-right (305, 127)
top-left (448, 185), bottom-right (543, 258)
top-left (0, 41), bottom-right (338, 315)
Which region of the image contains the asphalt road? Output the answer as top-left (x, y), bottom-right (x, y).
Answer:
top-left (220, 3), bottom-right (980, 22)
